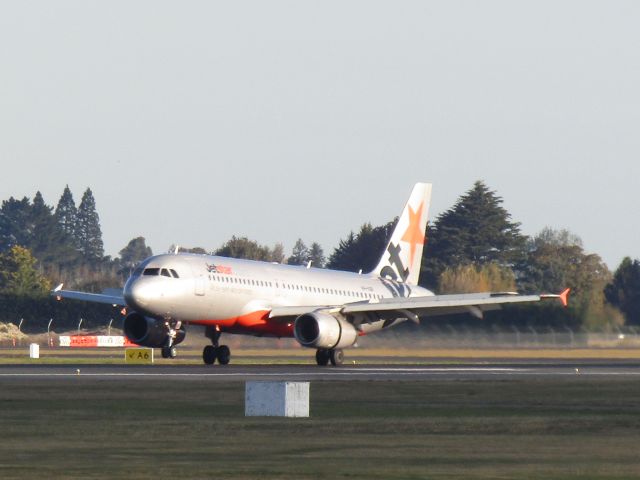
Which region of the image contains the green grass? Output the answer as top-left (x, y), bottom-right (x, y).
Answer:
top-left (2, 377), bottom-right (640, 479)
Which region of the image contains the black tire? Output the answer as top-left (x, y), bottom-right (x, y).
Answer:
top-left (217, 345), bottom-right (231, 365)
top-left (168, 346), bottom-right (177, 359)
top-left (315, 349), bottom-right (330, 366)
top-left (329, 348), bottom-right (344, 366)
top-left (203, 345), bottom-right (217, 365)
top-left (161, 347), bottom-right (169, 359)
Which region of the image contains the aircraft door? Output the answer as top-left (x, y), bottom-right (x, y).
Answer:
top-left (195, 276), bottom-right (205, 296)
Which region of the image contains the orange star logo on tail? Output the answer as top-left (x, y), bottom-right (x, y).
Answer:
top-left (401, 202), bottom-right (426, 266)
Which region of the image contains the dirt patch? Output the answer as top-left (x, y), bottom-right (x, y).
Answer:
top-left (0, 322), bottom-right (27, 340)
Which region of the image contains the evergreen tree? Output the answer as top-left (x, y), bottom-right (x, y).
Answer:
top-left (55, 185), bottom-right (78, 243)
top-left (422, 181), bottom-right (527, 288)
top-left (0, 245), bottom-right (50, 297)
top-left (287, 239), bottom-right (309, 266)
top-left (605, 257), bottom-right (640, 325)
top-left (327, 220), bottom-right (396, 273)
top-left (308, 242), bottom-right (326, 268)
top-left (29, 191), bottom-right (79, 267)
top-left (0, 197), bottom-right (32, 252)
top-left (76, 188), bottom-right (104, 262)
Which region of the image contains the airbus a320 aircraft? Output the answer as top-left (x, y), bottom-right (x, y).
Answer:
top-left (53, 183), bottom-right (569, 366)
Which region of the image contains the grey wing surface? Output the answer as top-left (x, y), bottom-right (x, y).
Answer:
top-left (270, 291), bottom-right (566, 322)
top-left (52, 284), bottom-right (126, 306)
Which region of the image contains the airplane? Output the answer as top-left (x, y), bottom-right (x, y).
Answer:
top-left (52, 183), bottom-right (569, 366)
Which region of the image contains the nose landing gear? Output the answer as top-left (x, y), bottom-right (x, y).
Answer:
top-left (161, 346), bottom-right (177, 359)
top-left (160, 319), bottom-right (182, 359)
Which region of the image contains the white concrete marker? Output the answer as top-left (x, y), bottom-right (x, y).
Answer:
top-left (245, 381), bottom-right (310, 417)
top-left (29, 343), bottom-right (39, 359)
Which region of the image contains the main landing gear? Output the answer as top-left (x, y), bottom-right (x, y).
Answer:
top-left (203, 344), bottom-right (231, 365)
top-left (203, 326), bottom-right (231, 365)
top-left (315, 348), bottom-right (344, 366)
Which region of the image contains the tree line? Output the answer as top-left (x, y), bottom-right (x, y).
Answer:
top-left (1, 182), bottom-right (639, 332)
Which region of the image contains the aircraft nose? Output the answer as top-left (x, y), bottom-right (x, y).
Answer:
top-left (124, 278), bottom-right (155, 310)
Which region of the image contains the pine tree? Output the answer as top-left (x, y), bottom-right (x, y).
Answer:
top-left (605, 257), bottom-right (640, 325)
top-left (0, 197), bottom-right (32, 252)
top-left (422, 181), bottom-right (527, 288)
top-left (308, 242), bottom-right (326, 268)
top-left (287, 239), bottom-right (309, 266)
top-left (76, 188), bottom-right (104, 262)
top-left (327, 220), bottom-right (396, 273)
top-left (55, 185), bottom-right (78, 244)
top-left (30, 191), bottom-right (58, 264)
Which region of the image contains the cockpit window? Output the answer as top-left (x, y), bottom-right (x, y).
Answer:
top-left (143, 268), bottom-right (160, 276)
top-left (161, 268), bottom-right (171, 277)
top-left (170, 269), bottom-right (179, 278)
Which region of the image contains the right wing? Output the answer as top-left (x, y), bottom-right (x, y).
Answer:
top-left (52, 284), bottom-right (126, 306)
top-left (269, 289), bottom-right (570, 323)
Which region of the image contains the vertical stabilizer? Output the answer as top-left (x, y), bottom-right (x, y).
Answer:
top-left (371, 183), bottom-right (432, 285)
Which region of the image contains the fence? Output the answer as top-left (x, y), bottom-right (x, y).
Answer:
top-left (2, 319), bottom-right (640, 350)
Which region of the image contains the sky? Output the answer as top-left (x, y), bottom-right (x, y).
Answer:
top-left (1, 1), bottom-right (638, 269)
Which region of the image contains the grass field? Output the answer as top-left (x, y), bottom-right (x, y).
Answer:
top-left (2, 374), bottom-right (640, 479)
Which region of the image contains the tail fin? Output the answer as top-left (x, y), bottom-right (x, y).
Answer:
top-left (372, 183), bottom-right (432, 285)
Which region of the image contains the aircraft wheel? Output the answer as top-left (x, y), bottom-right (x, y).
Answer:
top-left (329, 349), bottom-right (344, 366)
top-left (315, 349), bottom-right (330, 366)
top-left (161, 346), bottom-right (177, 359)
top-left (217, 345), bottom-right (231, 365)
top-left (203, 345), bottom-right (217, 365)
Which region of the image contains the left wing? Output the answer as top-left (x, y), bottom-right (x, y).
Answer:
top-left (269, 289), bottom-right (570, 322)
top-left (52, 284), bottom-right (126, 306)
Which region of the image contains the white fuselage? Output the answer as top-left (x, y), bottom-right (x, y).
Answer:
top-left (123, 253), bottom-right (434, 337)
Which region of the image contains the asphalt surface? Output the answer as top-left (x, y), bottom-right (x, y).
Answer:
top-left (2, 362), bottom-right (640, 381)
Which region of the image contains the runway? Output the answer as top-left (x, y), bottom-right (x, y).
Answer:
top-left (2, 361), bottom-right (640, 381)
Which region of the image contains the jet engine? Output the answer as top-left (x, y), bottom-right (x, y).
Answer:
top-left (294, 312), bottom-right (358, 349)
top-left (123, 312), bottom-right (185, 348)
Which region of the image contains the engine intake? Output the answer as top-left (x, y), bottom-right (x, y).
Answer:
top-left (123, 312), bottom-right (185, 348)
top-left (294, 312), bottom-right (357, 349)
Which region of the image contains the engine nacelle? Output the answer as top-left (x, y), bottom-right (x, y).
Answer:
top-left (294, 312), bottom-right (358, 349)
top-left (123, 312), bottom-right (185, 348)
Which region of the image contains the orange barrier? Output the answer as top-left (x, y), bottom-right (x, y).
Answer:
top-left (58, 335), bottom-right (137, 347)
